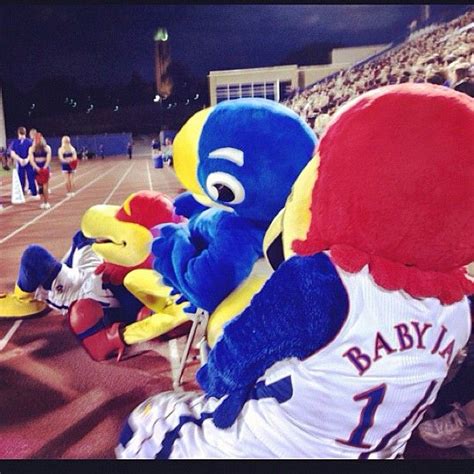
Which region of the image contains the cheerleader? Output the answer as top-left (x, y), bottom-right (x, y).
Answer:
top-left (28, 133), bottom-right (52, 209)
top-left (58, 136), bottom-right (78, 196)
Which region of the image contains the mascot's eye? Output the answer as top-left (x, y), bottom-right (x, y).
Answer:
top-left (205, 172), bottom-right (245, 204)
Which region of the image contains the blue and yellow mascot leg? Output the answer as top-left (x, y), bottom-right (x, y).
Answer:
top-left (0, 245), bottom-right (60, 318)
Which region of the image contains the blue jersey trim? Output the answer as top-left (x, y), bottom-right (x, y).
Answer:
top-left (46, 298), bottom-right (110, 312)
top-left (153, 375), bottom-right (293, 458)
top-left (75, 319), bottom-right (108, 340)
top-left (118, 421), bottom-right (135, 450)
top-left (250, 375), bottom-right (293, 403)
top-left (155, 412), bottom-right (214, 459)
top-left (46, 299), bottom-right (69, 311)
top-left (64, 231), bottom-right (96, 268)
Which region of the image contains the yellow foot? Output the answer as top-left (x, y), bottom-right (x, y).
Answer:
top-left (0, 290), bottom-right (48, 319)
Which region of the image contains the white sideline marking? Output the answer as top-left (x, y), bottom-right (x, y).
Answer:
top-left (103, 162), bottom-right (134, 204)
top-left (146, 161), bottom-right (153, 192)
top-left (147, 159), bottom-right (183, 389)
top-left (0, 320), bottom-right (23, 351)
top-left (0, 163), bottom-right (122, 245)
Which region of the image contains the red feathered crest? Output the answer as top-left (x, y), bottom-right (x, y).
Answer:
top-left (293, 84), bottom-right (474, 304)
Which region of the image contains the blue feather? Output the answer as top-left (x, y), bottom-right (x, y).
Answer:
top-left (197, 253), bottom-right (349, 402)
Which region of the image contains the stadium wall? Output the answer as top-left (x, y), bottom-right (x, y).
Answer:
top-left (331, 44), bottom-right (388, 64)
top-left (297, 64), bottom-right (351, 88)
top-left (6, 133), bottom-right (133, 157)
top-left (47, 133), bottom-right (132, 157)
top-left (208, 65), bottom-right (299, 106)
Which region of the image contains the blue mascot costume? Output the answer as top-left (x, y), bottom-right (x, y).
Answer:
top-left (152, 98), bottom-right (318, 314)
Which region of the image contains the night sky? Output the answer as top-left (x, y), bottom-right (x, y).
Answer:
top-left (0, 4), bottom-right (465, 90)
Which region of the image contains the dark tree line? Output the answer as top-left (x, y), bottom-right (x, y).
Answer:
top-left (2, 65), bottom-right (209, 136)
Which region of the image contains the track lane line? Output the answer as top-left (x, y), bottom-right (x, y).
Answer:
top-left (0, 162), bottom-right (123, 245)
top-left (146, 160), bottom-right (153, 192)
top-left (102, 162), bottom-right (134, 204)
top-left (0, 320), bottom-right (23, 350)
top-left (1, 158), bottom-right (98, 194)
top-left (0, 160), bottom-right (103, 212)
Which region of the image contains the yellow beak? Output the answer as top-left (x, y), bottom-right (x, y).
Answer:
top-left (173, 107), bottom-right (213, 196)
top-left (81, 205), bottom-right (152, 267)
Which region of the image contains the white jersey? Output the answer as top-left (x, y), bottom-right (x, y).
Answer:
top-left (243, 264), bottom-right (472, 459)
top-left (35, 244), bottom-right (119, 315)
top-left (117, 263), bottom-right (471, 459)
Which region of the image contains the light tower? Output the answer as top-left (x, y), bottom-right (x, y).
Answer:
top-left (421, 4), bottom-right (430, 23)
top-left (154, 27), bottom-right (173, 99)
top-left (0, 86), bottom-right (6, 148)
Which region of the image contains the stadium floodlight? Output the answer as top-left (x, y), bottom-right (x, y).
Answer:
top-left (154, 28), bottom-right (168, 42)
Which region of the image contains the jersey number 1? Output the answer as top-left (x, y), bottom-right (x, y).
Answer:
top-left (336, 383), bottom-right (387, 449)
top-left (336, 380), bottom-right (437, 456)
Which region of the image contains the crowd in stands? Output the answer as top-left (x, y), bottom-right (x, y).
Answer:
top-left (285, 8), bottom-right (474, 136)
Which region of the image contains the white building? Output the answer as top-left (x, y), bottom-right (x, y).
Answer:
top-left (208, 44), bottom-right (388, 106)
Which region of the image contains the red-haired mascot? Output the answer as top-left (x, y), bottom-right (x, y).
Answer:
top-left (117, 84), bottom-right (474, 459)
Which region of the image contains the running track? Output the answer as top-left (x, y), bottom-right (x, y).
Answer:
top-left (0, 155), bottom-right (201, 459)
top-left (0, 156), bottom-right (467, 459)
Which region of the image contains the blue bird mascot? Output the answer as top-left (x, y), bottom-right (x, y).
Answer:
top-left (90, 98), bottom-right (317, 360)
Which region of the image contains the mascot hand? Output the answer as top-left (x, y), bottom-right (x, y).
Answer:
top-left (167, 288), bottom-right (198, 314)
top-left (169, 287), bottom-right (181, 297)
top-left (151, 224), bottom-right (183, 287)
top-left (152, 223), bottom-right (196, 294)
top-left (173, 192), bottom-right (208, 219)
top-left (184, 303), bottom-right (198, 314)
top-left (94, 262), bottom-right (131, 286)
top-left (177, 297), bottom-right (198, 314)
top-left (212, 387), bottom-right (251, 429)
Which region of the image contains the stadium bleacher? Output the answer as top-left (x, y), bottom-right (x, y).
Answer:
top-left (285, 8), bottom-right (474, 136)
